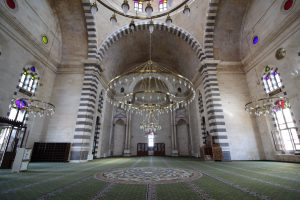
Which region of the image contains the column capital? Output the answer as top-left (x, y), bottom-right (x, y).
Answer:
top-left (82, 58), bottom-right (103, 72)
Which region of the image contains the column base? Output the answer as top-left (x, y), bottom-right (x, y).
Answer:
top-left (123, 149), bottom-right (131, 156)
top-left (172, 150), bottom-right (178, 156)
top-left (87, 154), bottom-right (94, 161)
top-left (69, 160), bottom-right (89, 163)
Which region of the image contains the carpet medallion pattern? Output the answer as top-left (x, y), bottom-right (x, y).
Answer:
top-left (95, 167), bottom-right (202, 184)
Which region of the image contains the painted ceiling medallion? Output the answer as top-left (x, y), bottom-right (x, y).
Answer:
top-left (283, 0), bottom-right (294, 11)
top-left (275, 48), bottom-right (286, 60)
top-left (252, 35), bottom-right (259, 45)
top-left (42, 35), bottom-right (49, 45)
top-left (6, 0), bottom-right (16, 9)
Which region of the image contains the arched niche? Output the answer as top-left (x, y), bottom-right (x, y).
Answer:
top-left (176, 119), bottom-right (190, 156)
top-left (112, 119), bottom-right (126, 156)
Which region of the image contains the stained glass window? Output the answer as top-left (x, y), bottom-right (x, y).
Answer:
top-left (19, 66), bottom-right (39, 95)
top-left (283, 0), bottom-right (294, 11)
top-left (159, 0), bottom-right (168, 12)
top-left (6, 0), bottom-right (16, 9)
top-left (262, 66), bottom-right (282, 94)
top-left (134, 0), bottom-right (143, 12)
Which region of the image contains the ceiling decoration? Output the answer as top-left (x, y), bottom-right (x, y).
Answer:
top-left (97, 23), bottom-right (205, 62)
top-left (90, 0), bottom-right (192, 32)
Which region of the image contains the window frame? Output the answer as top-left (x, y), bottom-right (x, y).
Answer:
top-left (159, 0), bottom-right (168, 12)
top-left (148, 134), bottom-right (154, 147)
top-left (262, 67), bottom-right (282, 94)
top-left (18, 66), bottom-right (39, 96)
top-left (134, 0), bottom-right (143, 12)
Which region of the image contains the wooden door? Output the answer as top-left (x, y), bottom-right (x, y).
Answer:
top-left (137, 143), bottom-right (148, 156)
top-left (153, 143), bottom-right (165, 156)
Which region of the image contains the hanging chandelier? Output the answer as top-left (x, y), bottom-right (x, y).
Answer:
top-left (245, 96), bottom-right (289, 117)
top-left (90, 0), bottom-right (192, 31)
top-left (139, 111), bottom-right (162, 132)
top-left (11, 97), bottom-right (55, 117)
top-left (106, 60), bottom-right (195, 115)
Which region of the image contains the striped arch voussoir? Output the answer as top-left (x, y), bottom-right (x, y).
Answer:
top-left (82, 0), bottom-right (98, 60)
top-left (96, 22), bottom-right (207, 63)
top-left (203, 0), bottom-right (219, 59)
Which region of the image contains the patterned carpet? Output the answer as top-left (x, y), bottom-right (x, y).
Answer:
top-left (0, 157), bottom-right (299, 200)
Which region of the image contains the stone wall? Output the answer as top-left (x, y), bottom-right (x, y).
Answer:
top-left (217, 63), bottom-right (264, 160)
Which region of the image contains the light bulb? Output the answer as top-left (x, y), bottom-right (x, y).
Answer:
top-left (90, 2), bottom-right (98, 15)
top-left (121, 0), bottom-right (130, 14)
top-left (110, 13), bottom-right (117, 25)
top-left (145, 2), bottom-right (153, 17)
top-left (148, 20), bottom-right (154, 33)
top-left (129, 19), bottom-right (136, 30)
top-left (165, 15), bottom-right (172, 26)
top-left (183, 4), bottom-right (190, 16)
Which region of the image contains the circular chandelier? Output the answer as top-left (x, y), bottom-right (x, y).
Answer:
top-left (11, 97), bottom-right (55, 117)
top-left (245, 96), bottom-right (289, 117)
top-left (139, 111), bottom-right (162, 132)
top-left (90, 0), bottom-right (192, 31)
top-left (106, 60), bottom-right (195, 115)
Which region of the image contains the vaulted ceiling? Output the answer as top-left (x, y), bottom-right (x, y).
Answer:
top-left (52, 0), bottom-right (251, 79)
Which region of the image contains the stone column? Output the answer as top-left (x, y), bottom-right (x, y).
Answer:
top-left (109, 123), bottom-right (115, 157)
top-left (200, 62), bottom-right (231, 160)
top-left (124, 111), bottom-right (132, 156)
top-left (70, 61), bottom-right (102, 162)
top-left (171, 110), bottom-right (178, 156)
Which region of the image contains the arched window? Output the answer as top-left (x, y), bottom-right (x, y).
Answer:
top-left (262, 66), bottom-right (300, 152)
top-left (262, 66), bottom-right (282, 94)
top-left (159, 0), bottom-right (168, 12)
top-left (148, 134), bottom-right (154, 147)
top-left (134, 0), bottom-right (143, 12)
top-left (18, 66), bottom-right (39, 95)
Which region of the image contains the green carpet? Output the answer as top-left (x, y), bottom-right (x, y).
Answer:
top-left (0, 157), bottom-right (299, 200)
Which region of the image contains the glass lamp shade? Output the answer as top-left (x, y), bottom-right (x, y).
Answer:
top-left (129, 20), bottom-right (136, 30)
top-left (148, 20), bottom-right (154, 33)
top-left (165, 15), bottom-right (172, 26)
top-left (121, 0), bottom-right (130, 14)
top-left (90, 3), bottom-right (98, 15)
top-left (110, 13), bottom-right (117, 25)
top-left (183, 4), bottom-right (190, 16)
top-left (145, 3), bottom-right (153, 17)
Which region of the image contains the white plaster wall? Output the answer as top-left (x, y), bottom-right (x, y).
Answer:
top-left (240, 0), bottom-right (300, 61)
top-left (99, 102), bottom-right (113, 157)
top-left (218, 64), bottom-right (263, 160)
top-left (189, 99), bottom-right (202, 157)
top-left (45, 72), bottom-right (83, 143)
top-left (0, 0), bottom-right (62, 63)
